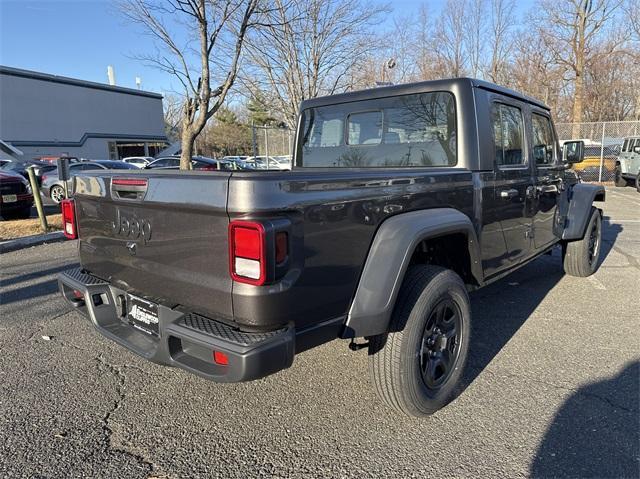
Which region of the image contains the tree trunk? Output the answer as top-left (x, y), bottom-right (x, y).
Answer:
top-left (572, 71), bottom-right (584, 137)
top-left (180, 126), bottom-right (195, 170)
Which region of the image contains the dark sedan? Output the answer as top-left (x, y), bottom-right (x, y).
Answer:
top-left (41, 160), bottom-right (138, 204)
top-left (146, 156), bottom-right (240, 171)
top-left (0, 170), bottom-right (34, 219)
top-left (1, 159), bottom-right (57, 186)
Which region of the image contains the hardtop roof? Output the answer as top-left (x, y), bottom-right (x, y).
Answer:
top-left (300, 77), bottom-right (549, 111)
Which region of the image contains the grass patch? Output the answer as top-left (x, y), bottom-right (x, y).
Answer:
top-left (0, 214), bottom-right (63, 241)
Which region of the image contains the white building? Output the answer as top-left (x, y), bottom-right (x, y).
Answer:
top-left (0, 65), bottom-right (167, 160)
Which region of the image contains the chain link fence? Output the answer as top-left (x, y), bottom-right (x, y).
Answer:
top-left (555, 121), bottom-right (640, 183)
top-left (251, 125), bottom-right (294, 169)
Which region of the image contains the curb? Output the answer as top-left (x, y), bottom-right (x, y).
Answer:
top-left (0, 231), bottom-right (67, 253)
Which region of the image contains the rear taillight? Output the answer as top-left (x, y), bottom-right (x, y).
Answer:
top-left (60, 198), bottom-right (78, 239)
top-left (229, 221), bottom-right (266, 285)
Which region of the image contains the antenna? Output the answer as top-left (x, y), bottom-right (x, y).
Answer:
top-left (107, 65), bottom-right (116, 86)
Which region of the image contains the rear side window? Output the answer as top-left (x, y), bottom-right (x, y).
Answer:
top-left (347, 111), bottom-right (382, 145)
top-left (531, 113), bottom-right (555, 166)
top-left (492, 103), bottom-right (525, 167)
top-left (298, 91), bottom-right (456, 167)
top-left (622, 139), bottom-right (629, 152)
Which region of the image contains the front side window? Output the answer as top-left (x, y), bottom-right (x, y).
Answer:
top-left (492, 103), bottom-right (525, 167)
top-left (622, 139), bottom-right (629, 152)
top-left (298, 91), bottom-right (457, 167)
top-left (532, 113), bottom-right (555, 166)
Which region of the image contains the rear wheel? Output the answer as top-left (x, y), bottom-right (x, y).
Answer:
top-left (563, 207), bottom-right (602, 277)
top-left (368, 265), bottom-right (471, 417)
top-left (50, 185), bottom-right (65, 204)
top-left (636, 173), bottom-right (640, 193)
top-left (614, 165), bottom-right (629, 187)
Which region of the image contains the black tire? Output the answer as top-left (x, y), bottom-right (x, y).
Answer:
top-left (636, 173), bottom-right (640, 193)
top-left (563, 207), bottom-right (602, 277)
top-left (614, 165), bottom-right (629, 187)
top-left (368, 265), bottom-right (471, 417)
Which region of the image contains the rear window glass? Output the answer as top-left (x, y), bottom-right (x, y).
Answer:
top-left (298, 92), bottom-right (456, 167)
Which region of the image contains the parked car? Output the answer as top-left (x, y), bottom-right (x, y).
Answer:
top-left (0, 170), bottom-right (33, 219)
top-left (122, 156), bottom-right (154, 168)
top-left (570, 145), bottom-right (618, 181)
top-left (244, 155), bottom-right (288, 170)
top-left (0, 158), bottom-right (57, 186)
top-left (58, 78), bottom-right (604, 418)
top-left (146, 156), bottom-right (235, 171)
top-left (41, 160), bottom-right (138, 203)
top-left (615, 137), bottom-right (640, 192)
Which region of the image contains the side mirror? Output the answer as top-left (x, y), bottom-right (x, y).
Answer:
top-left (633, 145), bottom-right (640, 154)
top-left (562, 140), bottom-right (584, 164)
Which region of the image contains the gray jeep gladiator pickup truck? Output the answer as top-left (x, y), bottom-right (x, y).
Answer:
top-left (59, 78), bottom-right (604, 417)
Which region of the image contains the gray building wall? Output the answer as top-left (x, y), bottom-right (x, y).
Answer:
top-left (0, 66), bottom-right (167, 159)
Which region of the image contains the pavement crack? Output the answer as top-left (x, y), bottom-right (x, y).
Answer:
top-left (95, 354), bottom-right (163, 477)
top-left (470, 366), bottom-right (637, 414)
top-left (603, 239), bottom-right (640, 271)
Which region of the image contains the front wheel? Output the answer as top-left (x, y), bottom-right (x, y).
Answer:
top-left (368, 265), bottom-right (471, 417)
top-left (636, 173), bottom-right (640, 193)
top-left (50, 185), bottom-right (65, 204)
top-left (563, 207), bottom-right (602, 277)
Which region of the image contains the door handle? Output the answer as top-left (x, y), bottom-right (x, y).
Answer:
top-left (499, 188), bottom-right (519, 199)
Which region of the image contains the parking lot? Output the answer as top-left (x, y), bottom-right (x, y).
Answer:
top-left (0, 187), bottom-right (638, 478)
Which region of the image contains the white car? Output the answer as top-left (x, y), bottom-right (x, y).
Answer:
top-left (122, 156), bottom-right (154, 168)
top-left (245, 156), bottom-right (290, 170)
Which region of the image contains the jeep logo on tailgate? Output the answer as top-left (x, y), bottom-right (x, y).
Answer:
top-left (112, 209), bottom-right (152, 243)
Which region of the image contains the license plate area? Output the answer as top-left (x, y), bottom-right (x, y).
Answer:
top-left (2, 194), bottom-right (17, 203)
top-left (127, 294), bottom-right (159, 337)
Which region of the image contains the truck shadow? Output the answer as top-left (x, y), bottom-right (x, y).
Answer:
top-left (464, 218), bottom-right (623, 386)
top-left (529, 361), bottom-right (639, 478)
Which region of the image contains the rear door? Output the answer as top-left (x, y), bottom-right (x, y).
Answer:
top-left (491, 100), bottom-right (536, 266)
top-left (531, 111), bottom-right (561, 249)
top-left (73, 171), bottom-right (234, 321)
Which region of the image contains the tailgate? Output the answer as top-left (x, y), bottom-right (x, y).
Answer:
top-left (73, 171), bottom-right (233, 321)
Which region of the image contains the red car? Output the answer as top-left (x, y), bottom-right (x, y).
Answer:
top-left (0, 170), bottom-right (34, 220)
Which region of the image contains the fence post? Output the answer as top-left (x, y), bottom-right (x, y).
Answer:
top-left (599, 122), bottom-right (605, 183)
top-left (264, 128), bottom-right (270, 169)
top-left (252, 123), bottom-right (257, 158)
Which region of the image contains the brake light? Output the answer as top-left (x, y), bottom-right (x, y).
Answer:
top-left (199, 166), bottom-right (217, 171)
top-left (60, 198), bottom-right (78, 239)
top-left (229, 221), bottom-right (265, 285)
top-left (112, 178), bottom-right (148, 187)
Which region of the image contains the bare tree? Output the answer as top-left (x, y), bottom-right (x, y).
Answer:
top-left (163, 93), bottom-right (183, 142)
top-left (465, 0), bottom-right (487, 78)
top-left (120, 0), bottom-right (261, 169)
top-left (244, 0), bottom-right (387, 128)
top-left (533, 0), bottom-right (626, 129)
top-left (486, 0), bottom-right (516, 83)
top-left (434, 0), bottom-right (468, 77)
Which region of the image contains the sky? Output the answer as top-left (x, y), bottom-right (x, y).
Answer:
top-left (0, 0), bottom-right (535, 97)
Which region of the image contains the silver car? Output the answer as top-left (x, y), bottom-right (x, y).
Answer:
top-left (41, 160), bottom-right (138, 203)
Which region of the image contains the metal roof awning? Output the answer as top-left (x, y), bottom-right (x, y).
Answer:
top-left (0, 140), bottom-right (24, 158)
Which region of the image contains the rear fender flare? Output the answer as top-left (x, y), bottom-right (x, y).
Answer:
top-left (342, 208), bottom-right (482, 339)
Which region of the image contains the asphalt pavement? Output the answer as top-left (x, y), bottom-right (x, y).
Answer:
top-left (0, 187), bottom-right (638, 478)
